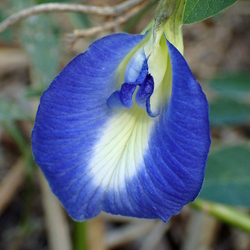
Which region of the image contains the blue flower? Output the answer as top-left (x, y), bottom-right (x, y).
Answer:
top-left (32, 22), bottom-right (210, 222)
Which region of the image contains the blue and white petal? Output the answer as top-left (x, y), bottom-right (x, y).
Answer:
top-left (32, 34), bottom-right (210, 222)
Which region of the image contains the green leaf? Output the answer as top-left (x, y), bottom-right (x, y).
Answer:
top-left (0, 97), bottom-right (32, 122)
top-left (209, 98), bottom-right (250, 126)
top-left (19, 16), bottom-right (61, 88)
top-left (10, 0), bottom-right (61, 88)
top-left (183, 0), bottom-right (238, 24)
top-left (199, 145), bottom-right (250, 207)
top-left (208, 72), bottom-right (250, 99)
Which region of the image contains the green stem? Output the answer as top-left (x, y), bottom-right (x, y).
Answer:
top-left (73, 221), bottom-right (88, 250)
top-left (191, 198), bottom-right (250, 233)
top-left (153, 0), bottom-right (186, 53)
top-left (155, 0), bottom-right (176, 24)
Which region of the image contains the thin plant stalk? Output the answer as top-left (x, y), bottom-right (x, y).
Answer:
top-left (191, 198), bottom-right (250, 233)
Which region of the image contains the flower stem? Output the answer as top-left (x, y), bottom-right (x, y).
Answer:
top-left (191, 198), bottom-right (250, 233)
top-left (73, 221), bottom-right (88, 250)
top-left (155, 0), bottom-right (176, 25)
top-left (154, 0), bottom-right (186, 53)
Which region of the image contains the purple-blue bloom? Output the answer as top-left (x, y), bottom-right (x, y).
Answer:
top-left (32, 30), bottom-right (210, 222)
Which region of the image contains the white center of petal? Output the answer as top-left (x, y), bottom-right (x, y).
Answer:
top-left (88, 108), bottom-right (154, 191)
top-left (124, 48), bottom-right (146, 83)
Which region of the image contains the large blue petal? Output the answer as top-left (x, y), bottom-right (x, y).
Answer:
top-left (32, 34), bottom-right (210, 222)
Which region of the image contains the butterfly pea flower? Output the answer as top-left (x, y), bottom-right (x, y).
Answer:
top-left (31, 7), bottom-right (210, 222)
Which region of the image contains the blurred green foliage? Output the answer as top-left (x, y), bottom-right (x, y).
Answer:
top-left (0, 97), bottom-right (32, 122)
top-left (198, 71), bottom-right (250, 207)
top-left (209, 72), bottom-right (250, 99)
top-left (208, 72), bottom-right (250, 126)
top-left (10, 0), bottom-right (61, 90)
top-left (199, 145), bottom-right (250, 207)
top-left (209, 98), bottom-right (250, 126)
